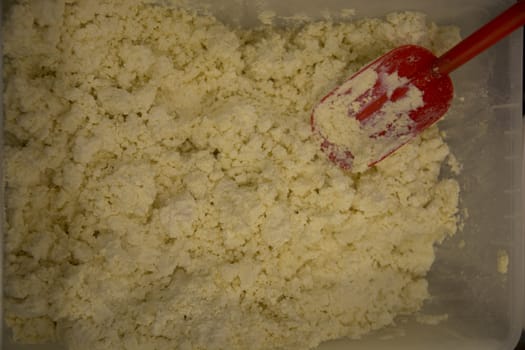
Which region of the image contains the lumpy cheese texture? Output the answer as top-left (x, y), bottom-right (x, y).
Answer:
top-left (3, 1), bottom-right (461, 350)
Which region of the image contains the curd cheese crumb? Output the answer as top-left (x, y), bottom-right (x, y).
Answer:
top-left (497, 249), bottom-right (509, 274)
top-left (3, 2), bottom-right (461, 350)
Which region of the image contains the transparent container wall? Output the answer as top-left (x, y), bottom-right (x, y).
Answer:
top-left (2, 0), bottom-right (523, 349)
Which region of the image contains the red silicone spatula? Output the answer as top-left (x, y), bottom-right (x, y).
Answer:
top-left (311, 1), bottom-right (525, 172)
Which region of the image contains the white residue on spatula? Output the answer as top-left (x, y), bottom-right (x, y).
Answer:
top-left (382, 71), bottom-right (408, 98)
top-left (314, 67), bottom-right (424, 172)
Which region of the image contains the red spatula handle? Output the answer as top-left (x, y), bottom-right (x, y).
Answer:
top-left (435, 1), bottom-right (525, 74)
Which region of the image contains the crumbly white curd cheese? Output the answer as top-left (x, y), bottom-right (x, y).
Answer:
top-left (3, 1), bottom-right (461, 349)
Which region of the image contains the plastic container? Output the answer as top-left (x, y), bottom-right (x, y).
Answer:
top-left (2, 0), bottom-right (523, 349)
